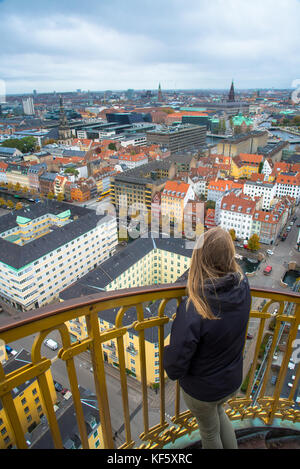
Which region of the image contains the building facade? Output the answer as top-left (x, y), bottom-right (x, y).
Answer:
top-left (0, 201), bottom-right (118, 311)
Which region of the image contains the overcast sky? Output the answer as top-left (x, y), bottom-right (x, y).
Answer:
top-left (1, 0), bottom-right (300, 94)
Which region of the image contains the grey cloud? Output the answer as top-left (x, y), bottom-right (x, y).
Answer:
top-left (0, 0), bottom-right (300, 92)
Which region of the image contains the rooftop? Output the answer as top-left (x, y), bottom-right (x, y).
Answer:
top-left (0, 200), bottom-right (105, 270)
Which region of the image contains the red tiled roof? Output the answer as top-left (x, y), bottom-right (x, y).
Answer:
top-left (221, 193), bottom-right (256, 215)
top-left (162, 180), bottom-right (190, 198)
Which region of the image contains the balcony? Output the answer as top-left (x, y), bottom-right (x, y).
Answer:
top-left (0, 284), bottom-right (299, 449)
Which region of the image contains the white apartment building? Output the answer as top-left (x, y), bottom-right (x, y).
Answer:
top-left (219, 193), bottom-right (257, 240)
top-left (243, 180), bottom-right (276, 210)
top-left (0, 201), bottom-right (118, 311)
top-left (275, 172), bottom-right (300, 204)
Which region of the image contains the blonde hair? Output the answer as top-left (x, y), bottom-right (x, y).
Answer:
top-left (187, 227), bottom-right (243, 320)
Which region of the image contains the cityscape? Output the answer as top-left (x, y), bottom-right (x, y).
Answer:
top-left (0, 0), bottom-right (299, 453)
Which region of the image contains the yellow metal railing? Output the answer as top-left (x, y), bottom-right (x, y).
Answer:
top-left (0, 284), bottom-right (299, 449)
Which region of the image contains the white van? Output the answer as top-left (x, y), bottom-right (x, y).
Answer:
top-left (44, 339), bottom-right (58, 350)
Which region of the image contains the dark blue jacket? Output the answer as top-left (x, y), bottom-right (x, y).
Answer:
top-left (163, 273), bottom-right (251, 402)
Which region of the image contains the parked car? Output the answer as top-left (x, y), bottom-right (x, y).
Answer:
top-left (263, 265), bottom-right (272, 275)
top-left (271, 375), bottom-right (277, 385)
top-left (266, 250), bottom-right (274, 256)
top-left (61, 388), bottom-right (69, 396)
top-left (44, 339), bottom-right (58, 350)
top-left (54, 381), bottom-right (63, 392)
top-left (247, 333), bottom-right (253, 340)
top-left (297, 224), bottom-right (300, 228)
top-left (5, 345), bottom-right (18, 356)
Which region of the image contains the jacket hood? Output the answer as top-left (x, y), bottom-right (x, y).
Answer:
top-left (204, 272), bottom-right (246, 311)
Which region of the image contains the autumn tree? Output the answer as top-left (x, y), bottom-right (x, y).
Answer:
top-left (57, 193), bottom-right (64, 202)
top-left (247, 234), bottom-right (260, 251)
top-left (229, 228), bottom-right (236, 241)
top-left (47, 191), bottom-right (55, 200)
top-left (6, 200), bottom-right (14, 210)
top-left (15, 202), bottom-right (23, 210)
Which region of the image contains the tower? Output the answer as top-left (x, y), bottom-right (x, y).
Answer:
top-left (58, 97), bottom-right (72, 145)
top-left (228, 80), bottom-right (235, 102)
top-left (158, 83), bottom-right (163, 102)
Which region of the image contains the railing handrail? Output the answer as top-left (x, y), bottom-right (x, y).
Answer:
top-left (0, 283), bottom-right (299, 336)
top-left (0, 283), bottom-right (299, 449)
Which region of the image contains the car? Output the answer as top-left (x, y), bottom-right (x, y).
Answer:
top-left (271, 375), bottom-right (277, 385)
top-left (290, 222), bottom-right (294, 226)
top-left (288, 383), bottom-right (293, 388)
top-left (54, 381), bottom-right (63, 392)
top-left (286, 226), bottom-right (291, 231)
top-left (266, 250), bottom-right (274, 256)
top-left (61, 388), bottom-right (69, 396)
top-left (5, 345), bottom-right (18, 356)
top-left (44, 339), bottom-right (58, 350)
top-left (247, 333), bottom-right (253, 340)
top-left (297, 224), bottom-right (300, 228)
top-left (5, 345), bottom-right (13, 354)
top-left (263, 265), bottom-right (272, 275)
top-left (273, 353), bottom-right (278, 360)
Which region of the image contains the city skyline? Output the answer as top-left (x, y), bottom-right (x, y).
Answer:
top-left (1, 0), bottom-right (300, 94)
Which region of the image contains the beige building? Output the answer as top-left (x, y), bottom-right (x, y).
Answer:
top-left (217, 131), bottom-right (268, 157)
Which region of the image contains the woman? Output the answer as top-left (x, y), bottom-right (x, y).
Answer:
top-left (163, 227), bottom-right (251, 449)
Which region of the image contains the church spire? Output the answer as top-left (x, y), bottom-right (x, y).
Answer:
top-left (228, 80), bottom-right (235, 102)
top-left (158, 83), bottom-right (163, 102)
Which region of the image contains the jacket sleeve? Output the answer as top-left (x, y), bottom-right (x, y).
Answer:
top-left (163, 300), bottom-right (201, 381)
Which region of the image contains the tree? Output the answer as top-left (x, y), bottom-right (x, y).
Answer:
top-left (1, 136), bottom-right (37, 153)
top-left (205, 200), bottom-right (216, 211)
top-left (108, 142), bottom-right (117, 151)
top-left (6, 200), bottom-right (14, 210)
top-left (14, 183), bottom-right (21, 192)
top-left (15, 202), bottom-right (23, 210)
top-left (247, 234), bottom-right (260, 251)
top-left (57, 193), bottom-right (64, 202)
top-left (229, 228), bottom-right (236, 241)
top-left (47, 191), bottom-right (55, 200)
top-left (0, 197), bottom-right (6, 206)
